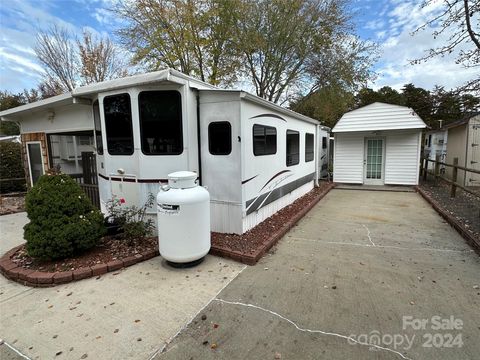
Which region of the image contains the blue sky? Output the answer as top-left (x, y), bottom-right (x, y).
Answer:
top-left (0, 0), bottom-right (477, 94)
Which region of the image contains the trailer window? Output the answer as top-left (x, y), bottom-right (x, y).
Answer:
top-left (322, 136), bottom-right (327, 149)
top-left (93, 100), bottom-right (103, 155)
top-left (305, 133), bottom-right (314, 162)
top-left (286, 130), bottom-right (299, 166)
top-left (209, 122), bottom-right (231, 155)
top-left (253, 124), bottom-right (276, 156)
top-left (104, 94), bottom-right (133, 155)
top-left (139, 91), bottom-right (183, 155)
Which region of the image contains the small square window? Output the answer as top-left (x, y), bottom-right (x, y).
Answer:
top-left (208, 122), bottom-right (232, 155)
top-left (253, 124), bottom-right (277, 156)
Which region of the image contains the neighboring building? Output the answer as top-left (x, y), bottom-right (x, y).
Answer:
top-left (0, 69), bottom-right (330, 235)
top-left (332, 102), bottom-right (427, 185)
top-left (444, 114), bottom-right (480, 187)
top-left (424, 129), bottom-right (448, 172)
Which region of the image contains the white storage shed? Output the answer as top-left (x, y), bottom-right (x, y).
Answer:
top-left (332, 102), bottom-right (427, 186)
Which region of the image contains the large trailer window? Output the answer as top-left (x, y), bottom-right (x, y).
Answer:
top-left (139, 91), bottom-right (183, 155)
top-left (253, 124), bottom-right (276, 156)
top-left (322, 136), bottom-right (327, 149)
top-left (209, 122), bottom-right (231, 155)
top-left (286, 130), bottom-right (299, 166)
top-left (93, 100), bottom-right (103, 155)
top-left (305, 133), bottom-right (314, 162)
top-left (103, 94), bottom-right (133, 155)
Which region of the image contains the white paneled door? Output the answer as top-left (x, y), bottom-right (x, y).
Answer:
top-left (364, 138), bottom-right (385, 185)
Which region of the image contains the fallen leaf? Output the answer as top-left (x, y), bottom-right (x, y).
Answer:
top-left (81, 354), bottom-right (88, 359)
top-left (211, 343), bottom-right (217, 349)
top-left (202, 340), bottom-right (209, 346)
top-left (274, 352), bottom-right (282, 359)
top-left (213, 323), bottom-right (219, 329)
top-left (134, 319), bottom-right (141, 323)
top-left (114, 329), bottom-right (119, 334)
top-left (137, 338), bottom-right (142, 342)
top-left (66, 292), bottom-right (73, 297)
top-left (201, 314), bottom-right (207, 321)
top-left (55, 351), bottom-right (62, 356)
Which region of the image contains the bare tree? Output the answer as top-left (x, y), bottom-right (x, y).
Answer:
top-left (35, 25), bottom-right (131, 95)
top-left (35, 25), bottom-right (79, 92)
top-left (78, 31), bottom-right (129, 84)
top-left (411, 0), bottom-right (480, 93)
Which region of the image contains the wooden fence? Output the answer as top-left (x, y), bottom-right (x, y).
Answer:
top-left (420, 155), bottom-right (480, 199)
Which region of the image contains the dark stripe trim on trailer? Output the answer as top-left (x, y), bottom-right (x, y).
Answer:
top-left (242, 174), bottom-right (259, 185)
top-left (260, 170), bottom-right (292, 191)
top-left (245, 172), bottom-right (315, 215)
top-left (98, 173), bottom-right (168, 183)
top-left (249, 113), bottom-right (287, 122)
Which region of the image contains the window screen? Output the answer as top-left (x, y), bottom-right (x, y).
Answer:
top-left (286, 130), bottom-right (300, 166)
top-left (305, 133), bottom-right (314, 162)
top-left (322, 136), bottom-right (327, 149)
top-left (253, 124), bottom-right (276, 156)
top-left (139, 91), bottom-right (183, 155)
top-left (103, 94), bottom-right (133, 155)
top-left (209, 122), bottom-right (232, 155)
top-left (93, 100), bottom-right (103, 155)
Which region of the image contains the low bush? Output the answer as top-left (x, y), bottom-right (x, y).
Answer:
top-left (24, 171), bottom-right (106, 260)
top-left (105, 194), bottom-right (155, 245)
top-left (0, 142), bottom-right (26, 193)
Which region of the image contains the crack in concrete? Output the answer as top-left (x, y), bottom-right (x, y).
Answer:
top-left (288, 236), bottom-right (474, 253)
top-left (362, 224), bottom-right (376, 246)
top-left (150, 265), bottom-right (248, 359)
top-left (1, 341), bottom-right (32, 360)
top-left (214, 298), bottom-right (412, 360)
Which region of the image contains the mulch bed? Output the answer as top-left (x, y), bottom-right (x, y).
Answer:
top-left (0, 194), bottom-right (25, 215)
top-left (1, 182), bottom-right (334, 286)
top-left (211, 182), bottom-right (335, 264)
top-left (11, 236), bottom-right (158, 273)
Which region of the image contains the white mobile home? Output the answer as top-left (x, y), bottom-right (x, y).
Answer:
top-left (332, 102), bottom-right (426, 186)
top-left (0, 69), bottom-right (330, 234)
top-left (423, 128), bottom-right (448, 172)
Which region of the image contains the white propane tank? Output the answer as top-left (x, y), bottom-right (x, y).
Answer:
top-left (157, 171), bottom-right (210, 264)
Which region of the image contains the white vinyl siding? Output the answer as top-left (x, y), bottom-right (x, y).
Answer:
top-left (384, 132), bottom-right (421, 185)
top-left (333, 133), bottom-right (364, 183)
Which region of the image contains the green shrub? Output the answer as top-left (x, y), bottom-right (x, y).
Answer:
top-left (24, 172), bottom-right (106, 260)
top-left (0, 142), bottom-right (26, 193)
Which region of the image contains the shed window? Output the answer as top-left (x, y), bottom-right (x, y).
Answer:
top-left (253, 124), bottom-right (276, 156)
top-left (209, 122), bottom-right (231, 155)
top-left (93, 100), bottom-right (103, 155)
top-left (286, 130), bottom-right (299, 166)
top-left (305, 133), bottom-right (314, 162)
top-left (139, 91), bottom-right (183, 155)
top-left (104, 94), bottom-right (133, 155)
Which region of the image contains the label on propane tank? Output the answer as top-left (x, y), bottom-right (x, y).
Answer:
top-left (157, 203), bottom-right (180, 215)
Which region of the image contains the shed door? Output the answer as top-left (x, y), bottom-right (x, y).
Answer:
top-left (364, 138), bottom-right (385, 185)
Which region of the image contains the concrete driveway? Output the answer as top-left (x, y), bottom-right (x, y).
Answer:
top-left (156, 189), bottom-right (480, 360)
top-left (0, 213), bottom-right (245, 360)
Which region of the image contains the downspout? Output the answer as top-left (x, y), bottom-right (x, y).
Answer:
top-left (196, 90), bottom-right (203, 185)
top-left (314, 124), bottom-right (319, 187)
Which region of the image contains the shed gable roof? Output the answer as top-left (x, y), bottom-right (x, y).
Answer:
top-left (332, 102), bottom-right (426, 133)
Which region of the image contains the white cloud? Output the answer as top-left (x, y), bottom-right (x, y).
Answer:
top-left (370, 0), bottom-right (476, 91)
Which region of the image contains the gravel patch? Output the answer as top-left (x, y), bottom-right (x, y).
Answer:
top-left (419, 180), bottom-right (480, 240)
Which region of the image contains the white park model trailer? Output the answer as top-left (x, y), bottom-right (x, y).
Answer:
top-left (0, 69), bottom-right (330, 234)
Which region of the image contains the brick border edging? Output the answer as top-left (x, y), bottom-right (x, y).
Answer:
top-left (210, 183), bottom-right (336, 265)
top-left (0, 245), bottom-right (159, 288)
top-left (415, 185), bottom-right (480, 255)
